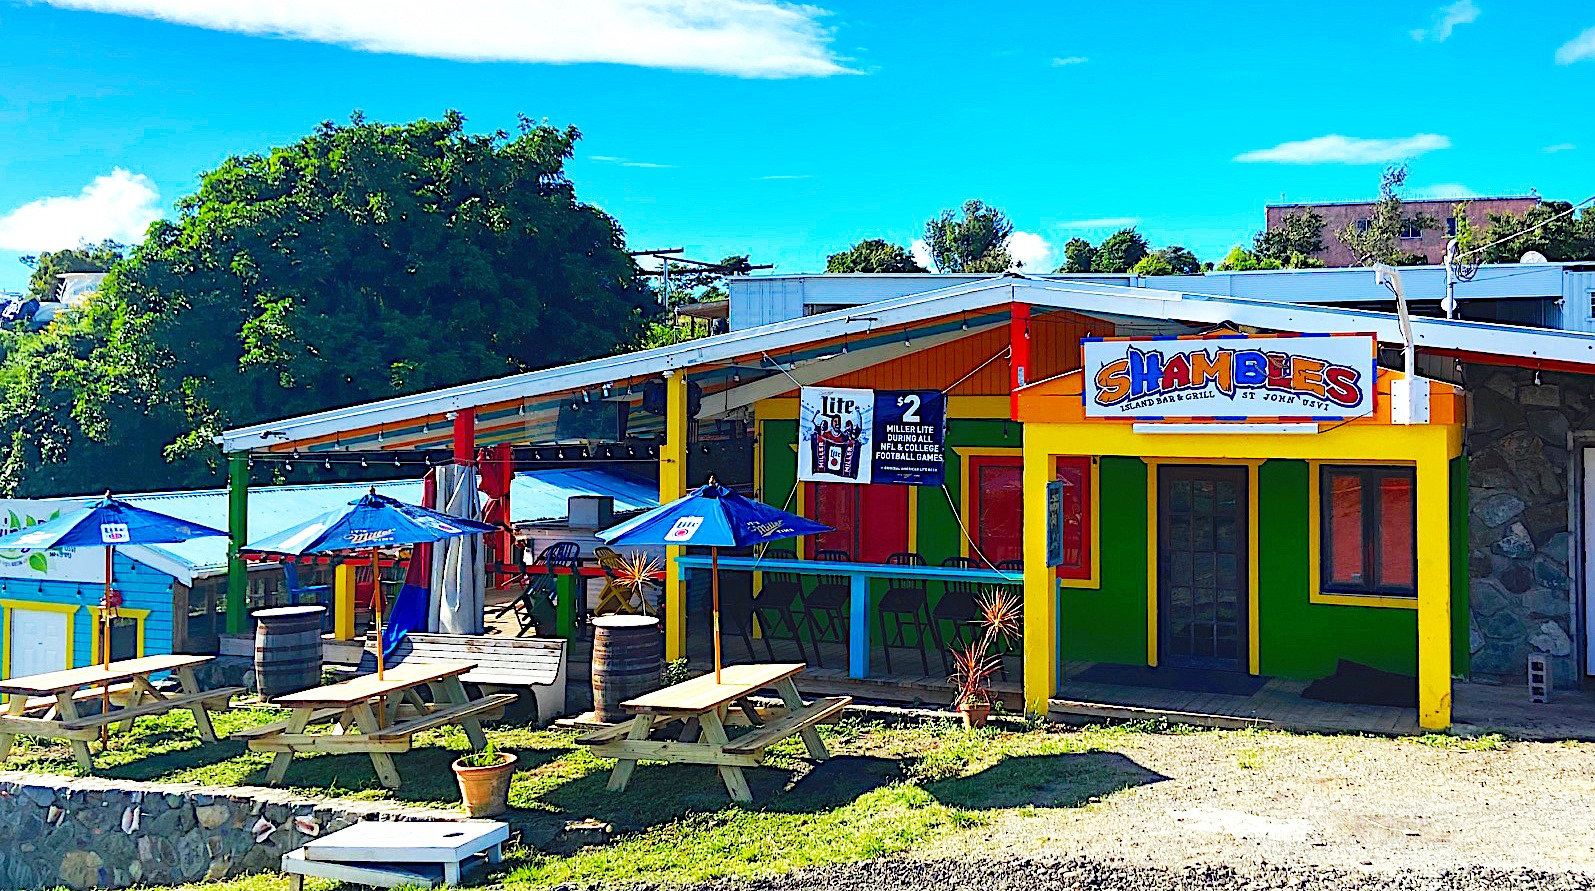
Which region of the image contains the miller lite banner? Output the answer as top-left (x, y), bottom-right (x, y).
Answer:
top-left (1082, 333), bottom-right (1377, 421)
top-left (799, 387), bottom-right (946, 486)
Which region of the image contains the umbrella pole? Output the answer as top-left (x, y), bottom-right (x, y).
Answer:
top-left (372, 548), bottom-right (385, 680)
top-left (711, 547), bottom-right (722, 684)
top-left (101, 545), bottom-right (113, 748)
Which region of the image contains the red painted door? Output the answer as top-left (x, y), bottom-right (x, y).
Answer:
top-left (807, 482), bottom-right (909, 560)
top-left (969, 455), bottom-right (1024, 564)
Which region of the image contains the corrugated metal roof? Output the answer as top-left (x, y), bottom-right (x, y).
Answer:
top-left (40, 468), bottom-right (657, 578)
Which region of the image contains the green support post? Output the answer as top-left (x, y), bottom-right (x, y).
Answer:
top-left (555, 573), bottom-right (577, 638)
top-left (226, 453), bottom-right (249, 634)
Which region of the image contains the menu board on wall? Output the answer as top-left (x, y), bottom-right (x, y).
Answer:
top-left (798, 387), bottom-right (946, 486)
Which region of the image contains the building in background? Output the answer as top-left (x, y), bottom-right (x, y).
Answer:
top-left (1265, 196), bottom-right (1540, 267)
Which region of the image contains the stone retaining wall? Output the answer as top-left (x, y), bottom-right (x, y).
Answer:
top-left (0, 772), bottom-right (465, 889)
top-left (1465, 366), bottom-right (1592, 688)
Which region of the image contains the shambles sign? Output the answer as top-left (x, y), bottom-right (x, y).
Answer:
top-left (1082, 334), bottom-right (1376, 421)
top-left (799, 387), bottom-right (946, 486)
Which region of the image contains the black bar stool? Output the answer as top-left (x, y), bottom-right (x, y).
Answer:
top-left (994, 559), bottom-right (1025, 679)
top-left (933, 556), bottom-right (983, 675)
top-left (803, 549), bottom-right (852, 668)
top-left (880, 552), bottom-right (936, 676)
top-left (750, 547), bottom-right (807, 663)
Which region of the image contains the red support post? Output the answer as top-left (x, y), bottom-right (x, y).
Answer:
top-left (452, 408), bottom-right (476, 464)
top-left (1009, 303), bottom-right (1030, 419)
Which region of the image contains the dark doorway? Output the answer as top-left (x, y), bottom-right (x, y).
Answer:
top-left (1158, 465), bottom-right (1248, 672)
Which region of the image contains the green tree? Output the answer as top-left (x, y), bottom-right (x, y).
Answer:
top-left (1130, 253), bottom-right (1174, 276)
top-left (1335, 164), bottom-right (1438, 266)
top-left (1091, 227), bottom-right (1150, 273)
top-left (1216, 246), bottom-right (1284, 271)
top-left (1477, 200), bottom-right (1595, 262)
top-left (1253, 209), bottom-right (1325, 265)
top-left (825, 239), bottom-right (926, 273)
top-left (18, 240), bottom-right (125, 301)
top-left (0, 112), bottom-right (657, 494)
top-left (923, 200), bottom-right (1013, 273)
top-left (1059, 237), bottom-right (1095, 273)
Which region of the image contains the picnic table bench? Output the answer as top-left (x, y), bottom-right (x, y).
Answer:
top-left (239, 662), bottom-right (515, 789)
top-left (0, 654), bottom-right (242, 770)
top-left (577, 662), bottom-right (849, 803)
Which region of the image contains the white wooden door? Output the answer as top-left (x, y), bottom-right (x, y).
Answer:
top-left (9, 609), bottom-right (67, 678)
top-left (1584, 449), bottom-right (1595, 675)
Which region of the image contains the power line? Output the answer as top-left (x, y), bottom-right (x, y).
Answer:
top-left (1458, 193), bottom-right (1595, 260)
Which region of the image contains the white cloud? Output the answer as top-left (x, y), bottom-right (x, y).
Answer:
top-left (1556, 26), bottom-right (1595, 64)
top-left (589, 155), bottom-right (676, 169)
top-left (1057, 216), bottom-right (1140, 229)
top-left (1051, 56), bottom-right (1088, 66)
top-left (1410, 0), bottom-right (1478, 41)
top-left (1235, 133), bottom-right (1451, 164)
top-left (1407, 183), bottom-right (1479, 199)
top-left (0, 169), bottom-right (161, 252)
top-left (1544, 143), bottom-right (1578, 153)
top-left (1008, 231), bottom-right (1053, 271)
top-left (910, 238), bottom-right (933, 271)
top-left (32, 0), bottom-right (852, 78)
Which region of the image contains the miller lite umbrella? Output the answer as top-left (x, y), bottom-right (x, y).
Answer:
top-left (245, 490), bottom-right (496, 679)
top-left (0, 495), bottom-right (227, 738)
top-left (598, 482), bottom-right (831, 683)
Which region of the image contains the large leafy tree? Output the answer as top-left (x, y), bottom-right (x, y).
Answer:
top-left (1091, 228), bottom-right (1150, 273)
top-left (0, 112), bottom-right (656, 494)
top-left (825, 239), bottom-right (926, 273)
top-left (1059, 238), bottom-right (1094, 273)
top-left (1253, 209), bottom-right (1326, 266)
top-left (1478, 200), bottom-right (1595, 262)
top-left (1335, 164), bottom-right (1438, 266)
top-left (922, 200), bottom-right (1014, 273)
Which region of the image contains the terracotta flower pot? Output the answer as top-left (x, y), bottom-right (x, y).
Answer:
top-left (957, 700), bottom-right (991, 730)
top-left (452, 752), bottom-right (518, 817)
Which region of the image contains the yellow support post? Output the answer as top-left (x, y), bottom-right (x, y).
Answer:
top-left (1021, 440), bottom-right (1057, 717)
top-left (1415, 440), bottom-right (1452, 730)
top-left (333, 563), bottom-right (356, 641)
top-left (661, 371), bottom-right (690, 661)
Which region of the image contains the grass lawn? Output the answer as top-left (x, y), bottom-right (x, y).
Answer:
top-left (2, 705), bottom-right (1175, 889)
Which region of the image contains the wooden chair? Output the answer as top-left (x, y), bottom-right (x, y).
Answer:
top-left (802, 549), bottom-right (852, 669)
top-left (933, 556), bottom-right (983, 675)
top-left (592, 546), bottom-right (658, 617)
top-left (749, 547), bottom-right (807, 663)
top-left (879, 552), bottom-right (936, 676)
top-left (490, 542), bottom-right (581, 637)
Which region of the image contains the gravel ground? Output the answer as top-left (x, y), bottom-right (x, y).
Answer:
top-left (680, 858), bottom-right (1595, 891)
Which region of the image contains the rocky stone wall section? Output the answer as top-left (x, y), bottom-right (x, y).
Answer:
top-left (0, 771), bottom-right (464, 889)
top-left (1465, 366), bottom-right (1590, 688)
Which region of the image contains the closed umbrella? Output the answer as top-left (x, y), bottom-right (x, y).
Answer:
top-left (245, 489), bottom-right (496, 679)
top-left (0, 495), bottom-right (227, 740)
top-left (598, 482), bottom-right (831, 683)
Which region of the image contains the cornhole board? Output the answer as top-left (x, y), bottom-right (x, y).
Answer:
top-left (282, 820), bottom-right (508, 889)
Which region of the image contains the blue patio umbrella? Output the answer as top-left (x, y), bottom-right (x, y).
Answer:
top-left (245, 490), bottom-right (497, 678)
top-left (598, 482), bottom-right (831, 682)
top-left (0, 494), bottom-right (228, 737)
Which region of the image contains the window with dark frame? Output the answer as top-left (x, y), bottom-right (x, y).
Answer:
top-left (1054, 456), bottom-right (1093, 580)
top-left (1320, 465), bottom-right (1416, 597)
top-left (1398, 220), bottom-right (1423, 239)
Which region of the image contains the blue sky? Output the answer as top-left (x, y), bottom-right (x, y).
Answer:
top-left (2, 0), bottom-right (1594, 292)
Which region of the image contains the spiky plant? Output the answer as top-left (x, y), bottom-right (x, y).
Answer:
top-left (949, 588), bottom-right (1021, 707)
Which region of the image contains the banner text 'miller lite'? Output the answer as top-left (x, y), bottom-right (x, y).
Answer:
top-left (1094, 345), bottom-right (1364, 408)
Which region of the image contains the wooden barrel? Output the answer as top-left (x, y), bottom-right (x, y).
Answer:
top-left (254, 606), bottom-right (325, 698)
top-left (591, 615), bottom-right (661, 724)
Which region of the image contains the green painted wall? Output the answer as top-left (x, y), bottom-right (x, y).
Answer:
top-left (1256, 460), bottom-right (1418, 678)
top-left (1058, 456), bottom-right (1149, 665)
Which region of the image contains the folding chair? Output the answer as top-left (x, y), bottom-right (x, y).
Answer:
top-left (750, 547), bottom-right (808, 663)
top-left (802, 549), bottom-right (852, 669)
top-left (878, 552), bottom-right (936, 676)
top-left (933, 556), bottom-right (983, 675)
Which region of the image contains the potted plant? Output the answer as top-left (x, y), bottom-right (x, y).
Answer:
top-left (948, 589), bottom-right (1021, 729)
top-left (452, 742), bottom-right (518, 817)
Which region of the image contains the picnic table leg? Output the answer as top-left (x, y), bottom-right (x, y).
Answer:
top-left (773, 678), bottom-right (830, 761)
top-left (53, 693), bottom-right (95, 771)
top-left (349, 703), bottom-right (403, 790)
top-left (606, 715), bottom-right (654, 792)
top-left (735, 698), bottom-right (764, 727)
top-left (0, 695), bottom-right (26, 761)
top-left (266, 708), bottom-right (312, 785)
top-left (173, 668), bottom-right (220, 743)
top-left (698, 708), bottom-right (753, 804)
top-left (437, 677), bottom-right (488, 751)
top-left (117, 678), bottom-right (151, 733)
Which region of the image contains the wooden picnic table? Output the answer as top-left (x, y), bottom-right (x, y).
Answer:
top-left (576, 662), bottom-right (850, 803)
top-left (0, 654), bottom-right (242, 771)
top-left (236, 662), bottom-right (515, 790)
